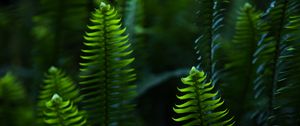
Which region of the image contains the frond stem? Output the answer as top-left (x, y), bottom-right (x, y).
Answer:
top-left (102, 9), bottom-right (110, 126)
top-left (193, 76), bottom-right (205, 126)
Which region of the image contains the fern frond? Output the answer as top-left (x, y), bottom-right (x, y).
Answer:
top-left (258, 0), bottom-right (300, 124)
top-left (0, 72), bottom-right (26, 102)
top-left (79, 2), bottom-right (136, 125)
top-left (38, 66), bottom-right (82, 118)
top-left (0, 72), bottom-right (34, 126)
top-left (43, 94), bottom-right (87, 126)
top-left (195, 0), bottom-right (228, 83)
top-left (173, 67), bottom-right (234, 126)
top-left (223, 3), bottom-right (262, 121)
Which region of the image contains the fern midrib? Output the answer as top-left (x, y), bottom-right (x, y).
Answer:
top-left (102, 9), bottom-right (110, 126)
top-left (53, 101), bottom-right (67, 126)
top-left (193, 76), bottom-right (205, 126)
top-left (198, 1), bottom-right (214, 80)
top-left (240, 7), bottom-right (258, 115)
top-left (268, 0), bottom-right (288, 121)
top-left (53, 72), bottom-right (60, 94)
top-left (52, 73), bottom-right (66, 126)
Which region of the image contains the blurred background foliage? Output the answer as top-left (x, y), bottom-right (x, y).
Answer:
top-left (0, 0), bottom-right (293, 125)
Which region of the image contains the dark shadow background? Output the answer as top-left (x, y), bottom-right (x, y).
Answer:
top-left (0, 0), bottom-right (272, 125)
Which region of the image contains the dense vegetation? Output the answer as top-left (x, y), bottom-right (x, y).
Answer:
top-left (1, 0), bottom-right (300, 125)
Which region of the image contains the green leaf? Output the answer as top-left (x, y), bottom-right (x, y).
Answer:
top-left (173, 67), bottom-right (234, 125)
top-left (79, 2), bottom-right (137, 125)
top-left (43, 94), bottom-right (87, 126)
top-left (37, 66), bottom-right (82, 121)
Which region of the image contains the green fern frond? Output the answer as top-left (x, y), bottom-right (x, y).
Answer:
top-left (38, 66), bottom-right (82, 118)
top-left (43, 94), bottom-right (87, 126)
top-left (221, 1), bottom-right (300, 125)
top-left (173, 67), bottom-right (234, 126)
top-left (0, 72), bottom-right (34, 126)
top-left (195, 0), bottom-right (229, 82)
top-left (223, 3), bottom-right (262, 119)
top-left (79, 2), bottom-right (136, 125)
top-left (259, 0), bottom-right (300, 124)
top-left (0, 72), bottom-right (26, 102)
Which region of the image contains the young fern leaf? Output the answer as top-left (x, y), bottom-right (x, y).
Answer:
top-left (38, 67), bottom-right (82, 119)
top-left (173, 67), bottom-right (234, 126)
top-left (43, 94), bottom-right (87, 126)
top-left (79, 2), bottom-right (136, 125)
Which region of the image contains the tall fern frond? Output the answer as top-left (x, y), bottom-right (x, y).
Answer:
top-left (37, 67), bottom-right (82, 119)
top-left (79, 2), bottom-right (136, 125)
top-left (257, 0), bottom-right (300, 124)
top-left (173, 67), bottom-right (234, 126)
top-left (43, 94), bottom-right (87, 126)
top-left (223, 3), bottom-right (263, 124)
top-left (194, 0), bottom-right (228, 84)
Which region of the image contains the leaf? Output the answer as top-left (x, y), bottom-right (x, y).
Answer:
top-left (37, 66), bottom-right (82, 122)
top-left (79, 2), bottom-right (137, 125)
top-left (173, 67), bottom-right (234, 126)
top-left (43, 94), bottom-right (88, 126)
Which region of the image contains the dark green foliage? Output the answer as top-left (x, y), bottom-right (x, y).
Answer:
top-left (3, 0), bottom-right (300, 125)
top-left (32, 0), bottom-right (90, 71)
top-left (79, 2), bottom-right (136, 125)
top-left (37, 67), bottom-right (82, 120)
top-left (223, 4), bottom-right (262, 122)
top-left (43, 94), bottom-right (87, 126)
top-left (173, 67), bottom-right (234, 126)
top-left (221, 1), bottom-right (300, 125)
top-left (0, 72), bottom-right (34, 126)
top-left (0, 72), bottom-right (26, 101)
top-left (261, 0), bottom-right (300, 125)
top-left (194, 0), bottom-right (228, 83)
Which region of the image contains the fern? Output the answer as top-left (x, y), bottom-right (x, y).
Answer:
top-left (79, 2), bottom-right (136, 125)
top-left (37, 67), bottom-right (82, 119)
top-left (258, 0), bottom-right (300, 125)
top-left (43, 94), bottom-right (87, 126)
top-left (223, 4), bottom-right (263, 124)
top-left (223, 1), bottom-right (300, 125)
top-left (194, 0), bottom-right (228, 83)
top-left (173, 67), bottom-right (234, 126)
top-left (0, 72), bottom-right (34, 126)
top-left (0, 72), bottom-right (26, 102)
top-left (123, 0), bottom-right (147, 77)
